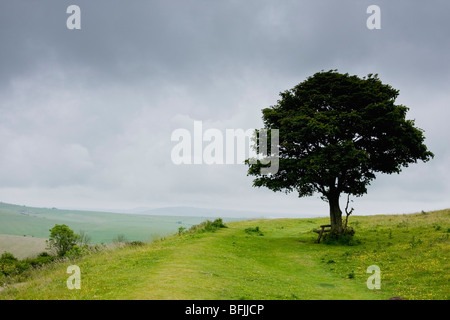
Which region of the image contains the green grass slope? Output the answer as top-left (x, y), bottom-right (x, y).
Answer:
top-left (0, 202), bottom-right (226, 245)
top-left (1, 209), bottom-right (448, 300)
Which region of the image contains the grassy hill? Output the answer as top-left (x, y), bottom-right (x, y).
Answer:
top-left (0, 202), bottom-right (238, 257)
top-left (0, 209), bottom-right (448, 300)
top-left (0, 235), bottom-right (47, 260)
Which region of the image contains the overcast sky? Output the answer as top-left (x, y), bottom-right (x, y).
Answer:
top-left (0, 0), bottom-right (449, 218)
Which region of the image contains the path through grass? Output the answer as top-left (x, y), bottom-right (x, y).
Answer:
top-left (1, 210), bottom-right (448, 300)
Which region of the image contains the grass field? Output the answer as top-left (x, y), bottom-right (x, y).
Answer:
top-left (0, 235), bottom-right (47, 260)
top-left (0, 209), bottom-right (448, 300)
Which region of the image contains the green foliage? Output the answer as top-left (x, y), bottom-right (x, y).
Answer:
top-left (64, 245), bottom-right (85, 259)
top-left (433, 224), bottom-right (441, 231)
top-left (24, 252), bottom-right (56, 267)
top-left (47, 224), bottom-right (80, 257)
top-left (0, 252), bottom-right (19, 276)
top-left (178, 226), bottom-right (186, 235)
top-left (126, 241), bottom-right (146, 247)
top-left (0, 251), bottom-right (61, 282)
top-left (409, 236), bottom-right (423, 248)
top-left (209, 218), bottom-right (227, 230)
top-left (244, 226), bottom-right (264, 236)
top-left (322, 227), bottom-right (359, 246)
top-left (0, 252), bottom-right (29, 277)
top-left (188, 218), bottom-right (227, 233)
top-left (0, 252), bottom-right (18, 264)
top-left (246, 70), bottom-right (434, 232)
top-left (247, 70), bottom-right (434, 196)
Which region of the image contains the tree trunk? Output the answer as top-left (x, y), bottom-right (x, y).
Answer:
top-left (328, 193), bottom-right (343, 234)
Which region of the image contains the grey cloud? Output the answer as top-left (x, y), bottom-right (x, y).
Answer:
top-left (0, 0), bottom-right (448, 215)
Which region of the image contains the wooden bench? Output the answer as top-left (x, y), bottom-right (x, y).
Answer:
top-left (313, 224), bottom-right (331, 243)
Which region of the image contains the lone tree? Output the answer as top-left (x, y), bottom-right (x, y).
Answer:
top-left (47, 224), bottom-right (80, 256)
top-left (246, 70), bottom-right (434, 235)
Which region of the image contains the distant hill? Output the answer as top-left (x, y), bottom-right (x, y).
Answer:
top-left (62, 205), bottom-right (296, 219)
top-left (0, 201), bottom-right (243, 248)
top-left (131, 206), bottom-right (270, 218)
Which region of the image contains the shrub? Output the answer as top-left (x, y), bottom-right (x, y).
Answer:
top-left (0, 252), bottom-right (30, 276)
top-left (322, 227), bottom-right (359, 246)
top-left (0, 252), bottom-right (19, 276)
top-left (207, 218), bottom-right (227, 231)
top-left (64, 245), bottom-right (87, 259)
top-left (25, 252), bottom-right (56, 268)
top-left (409, 236), bottom-right (422, 248)
top-left (189, 218), bottom-right (228, 233)
top-left (126, 241), bottom-right (145, 247)
top-left (244, 226), bottom-right (264, 236)
top-left (47, 224), bottom-right (80, 257)
top-left (0, 252), bottom-right (18, 264)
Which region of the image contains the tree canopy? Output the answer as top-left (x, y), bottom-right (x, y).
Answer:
top-left (246, 70), bottom-right (434, 234)
top-left (47, 224), bottom-right (80, 256)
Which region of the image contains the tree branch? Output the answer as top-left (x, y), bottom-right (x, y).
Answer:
top-left (344, 193), bottom-right (354, 230)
